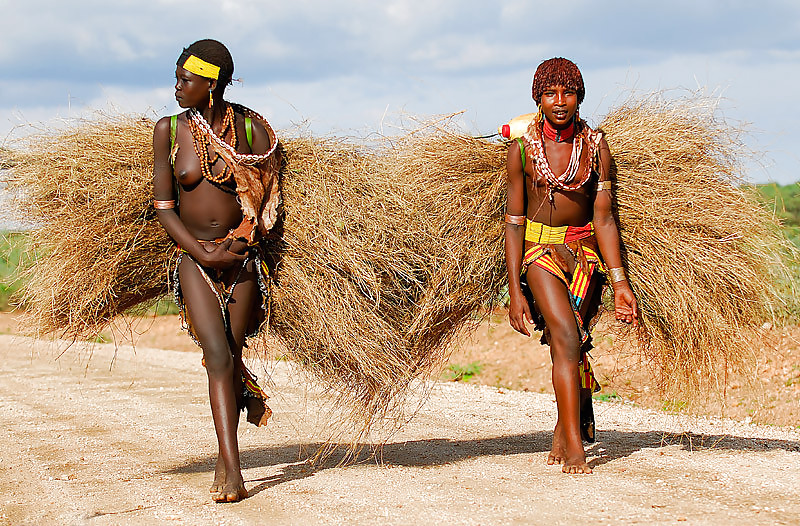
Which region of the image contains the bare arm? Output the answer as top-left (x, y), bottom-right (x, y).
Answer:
top-left (592, 137), bottom-right (638, 324)
top-left (152, 116), bottom-right (244, 268)
top-left (505, 140), bottom-right (533, 336)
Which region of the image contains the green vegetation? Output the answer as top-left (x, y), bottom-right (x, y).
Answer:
top-left (146, 297), bottom-right (180, 316)
top-left (755, 183), bottom-right (800, 246)
top-left (593, 391), bottom-right (622, 402)
top-left (755, 183), bottom-right (800, 320)
top-left (785, 365), bottom-right (800, 387)
top-left (661, 399), bottom-right (688, 412)
top-left (92, 333), bottom-right (112, 344)
top-left (445, 361), bottom-right (482, 382)
top-left (0, 232), bottom-right (32, 310)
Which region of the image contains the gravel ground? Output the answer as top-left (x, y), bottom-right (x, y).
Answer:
top-left (1, 334), bottom-right (798, 526)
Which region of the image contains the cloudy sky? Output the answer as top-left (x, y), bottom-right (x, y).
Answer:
top-left (2, 0), bottom-right (799, 183)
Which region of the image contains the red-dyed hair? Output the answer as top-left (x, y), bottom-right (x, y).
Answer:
top-left (531, 57), bottom-right (585, 105)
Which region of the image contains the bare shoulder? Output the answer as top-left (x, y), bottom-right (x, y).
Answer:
top-left (154, 115), bottom-right (171, 137)
top-left (236, 109), bottom-right (271, 154)
top-left (250, 118), bottom-right (268, 139)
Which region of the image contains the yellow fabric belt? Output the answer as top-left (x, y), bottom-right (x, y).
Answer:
top-left (524, 220), bottom-right (594, 244)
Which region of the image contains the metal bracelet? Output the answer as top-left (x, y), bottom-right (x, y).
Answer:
top-left (607, 267), bottom-right (626, 283)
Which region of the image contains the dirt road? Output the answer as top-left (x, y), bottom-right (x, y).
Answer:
top-left (1, 334), bottom-right (798, 525)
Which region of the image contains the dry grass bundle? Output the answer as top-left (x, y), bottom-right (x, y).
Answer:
top-left (5, 115), bottom-right (173, 337)
top-left (4, 117), bottom-right (508, 441)
top-left (5, 92), bottom-right (796, 433)
top-left (267, 131), bottom-right (507, 431)
top-left (598, 93), bottom-right (798, 396)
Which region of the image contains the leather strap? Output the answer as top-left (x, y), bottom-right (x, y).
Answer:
top-left (170, 114), bottom-right (177, 151)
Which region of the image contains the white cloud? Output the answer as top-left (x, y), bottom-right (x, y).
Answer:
top-left (1, 0), bottom-right (799, 182)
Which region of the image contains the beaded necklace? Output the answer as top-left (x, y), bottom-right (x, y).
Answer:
top-left (542, 118), bottom-right (575, 143)
top-left (188, 103), bottom-right (237, 184)
top-left (188, 103), bottom-right (278, 166)
top-left (522, 115), bottom-right (601, 202)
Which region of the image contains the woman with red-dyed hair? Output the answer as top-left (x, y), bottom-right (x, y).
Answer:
top-left (504, 58), bottom-right (638, 474)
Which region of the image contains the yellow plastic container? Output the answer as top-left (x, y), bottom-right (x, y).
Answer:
top-left (498, 113), bottom-right (536, 140)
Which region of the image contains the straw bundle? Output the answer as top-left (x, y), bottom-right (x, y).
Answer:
top-left (4, 92), bottom-right (795, 427)
top-left (262, 131), bottom-right (506, 427)
top-left (598, 94), bottom-right (797, 395)
top-left (5, 115), bottom-right (172, 336)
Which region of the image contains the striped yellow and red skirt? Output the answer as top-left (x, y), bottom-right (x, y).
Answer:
top-left (521, 220), bottom-right (605, 392)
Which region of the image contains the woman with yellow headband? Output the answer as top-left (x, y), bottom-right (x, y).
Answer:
top-left (152, 39), bottom-right (280, 503)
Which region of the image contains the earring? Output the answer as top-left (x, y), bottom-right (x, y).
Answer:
top-left (574, 107), bottom-right (580, 124)
top-left (537, 104), bottom-right (543, 122)
top-left (208, 90), bottom-right (214, 108)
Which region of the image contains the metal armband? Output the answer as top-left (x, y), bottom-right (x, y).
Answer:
top-left (504, 214), bottom-right (526, 226)
top-left (153, 199), bottom-right (176, 210)
top-left (607, 267), bottom-right (627, 283)
top-left (596, 180), bottom-right (613, 192)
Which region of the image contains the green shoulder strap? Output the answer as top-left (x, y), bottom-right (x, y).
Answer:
top-left (170, 114), bottom-right (177, 152)
top-left (515, 138), bottom-right (526, 171)
top-left (245, 117), bottom-right (253, 148)
top-left (170, 114), bottom-right (252, 152)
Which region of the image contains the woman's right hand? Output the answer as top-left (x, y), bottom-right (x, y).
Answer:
top-left (197, 238), bottom-right (247, 269)
top-left (508, 290), bottom-right (533, 337)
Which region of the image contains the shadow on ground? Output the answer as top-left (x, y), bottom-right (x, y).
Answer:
top-left (166, 429), bottom-right (800, 497)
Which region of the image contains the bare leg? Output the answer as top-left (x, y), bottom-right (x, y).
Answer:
top-left (525, 265), bottom-right (592, 474)
top-left (179, 258), bottom-right (259, 501)
top-left (216, 258), bottom-right (260, 501)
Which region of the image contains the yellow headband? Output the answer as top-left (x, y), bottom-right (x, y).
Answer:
top-left (181, 54), bottom-right (220, 80)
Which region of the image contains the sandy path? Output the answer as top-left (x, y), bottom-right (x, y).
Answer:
top-left (0, 334), bottom-right (798, 526)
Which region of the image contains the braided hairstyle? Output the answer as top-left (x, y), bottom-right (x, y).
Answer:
top-left (531, 57), bottom-right (585, 105)
top-left (178, 39), bottom-right (234, 91)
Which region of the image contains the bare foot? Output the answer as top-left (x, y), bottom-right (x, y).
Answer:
top-left (561, 436), bottom-right (592, 474)
top-left (547, 422), bottom-right (566, 465)
top-left (562, 456), bottom-right (592, 474)
top-left (213, 480), bottom-right (248, 503)
top-left (548, 422), bottom-right (592, 473)
top-left (210, 457), bottom-right (225, 494)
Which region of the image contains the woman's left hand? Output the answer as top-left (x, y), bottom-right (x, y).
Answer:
top-left (612, 282), bottom-right (638, 325)
top-left (226, 239), bottom-right (248, 255)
